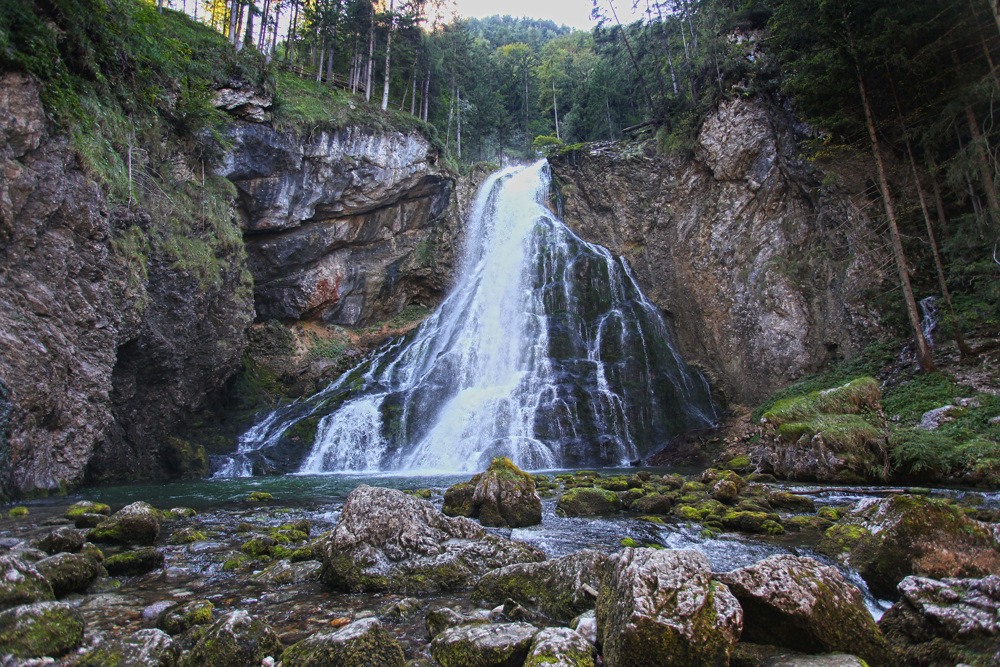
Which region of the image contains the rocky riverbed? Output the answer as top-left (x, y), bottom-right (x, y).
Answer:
top-left (2, 465), bottom-right (999, 666)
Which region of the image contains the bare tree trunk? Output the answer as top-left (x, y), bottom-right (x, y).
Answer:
top-left (552, 78), bottom-right (560, 141)
top-left (445, 85), bottom-right (454, 151)
top-left (402, 49), bottom-right (418, 112)
top-left (229, 0), bottom-right (240, 45)
top-left (859, 72), bottom-right (936, 372)
top-left (243, 0), bottom-right (254, 49)
top-left (381, 0), bottom-right (395, 111)
top-left (257, 0), bottom-right (269, 50)
top-left (666, 41), bottom-right (679, 95)
top-left (327, 43), bottom-right (335, 84)
top-left (286, 0), bottom-right (299, 64)
top-left (410, 53), bottom-right (418, 115)
top-left (158, 0), bottom-right (164, 14)
top-left (422, 67), bottom-right (430, 122)
top-left (365, 14), bottom-right (375, 101)
top-left (268, 3), bottom-right (280, 63)
top-left (316, 37), bottom-right (326, 82)
top-left (457, 86), bottom-right (462, 160)
top-left (235, 1), bottom-right (246, 51)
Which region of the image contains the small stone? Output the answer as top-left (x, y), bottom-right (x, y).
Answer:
top-left (142, 600), bottom-right (177, 621)
top-left (570, 610), bottom-right (597, 646)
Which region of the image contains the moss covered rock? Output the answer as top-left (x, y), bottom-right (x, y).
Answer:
top-left (246, 491), bottom-right (274, 503)
top-left (430, 622), bottom-right (538, 667)
top-left (632, 493), bottom-right (674, 515)
top-left (36, 526), bottom-right (85, 555)
top-left (282, 618), bottom-right (405, 667)
top-left (425, 607), bottom-right (491, 639)
top-left (0, 600), bottom-right (84, 658)
top-left (717, 554), bottom-right (892, 666)
top-left (596, 548), bottom-right (742, 666)
top-left (75, 627), bottom-right (178, 666)
top-left (88, 501), bottom-right (162, 545)
top-left (471, 549), bottom-right (607, 622)
top-left (169, 528), bottom-right (208, 545)
top-left (157, 599), bottom-right (214, 635)
top-left (817, 495), bottom-right (1000, 598)
top-left (317, 485), bottom-right (544, 595)
top-left (767, 491), bottom-right (816, 513)
top-left (442, 458), bottom-right (542, 528)
top-left (252, 559), bottom-right (322, 585)
top-left (104, 548), bottom-right (166, 576)
top-left (34, 552), bottom-right (102, 596)
top-left (556, 488), bottom-right (623, 516)
top-left (523, 627), bottom-right (595, 667)
top-left (0, 555), bottom-right (54, 611)
top-left (182, 610), bottom-right (282, 667)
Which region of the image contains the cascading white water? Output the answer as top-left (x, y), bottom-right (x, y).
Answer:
top-left (215, 160), bottom-right (716, 477)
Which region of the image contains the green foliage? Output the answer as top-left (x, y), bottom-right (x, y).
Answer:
top-left (881, 373), bottom-right (966, 426)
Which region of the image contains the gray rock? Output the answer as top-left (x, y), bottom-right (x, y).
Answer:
top-left (430, 622), bottom-right (538, 667)
top-left (182, 610), bottom-right (282, 667)
top-left (74, 628), bottom-right (177, 666)
top-left (379, 597), bottom-right (421, 621)
top-left (716, 554), bottom-right (891, 666)
top-left (916, 405), bottom-right (964, 430)
top-left (142, 600), bottom-right (177, 621)
top-left (880, 574), bottom-right (1000, 641)
top-left (0, 556), bottom-right (53, 611)
top-left (443, 459), bottom-right (542, 528)
top-left (523, 627), bottom-right (594, 667)
top-left (156, 599), bottom-right (214, 635)
top-left (731, 645), bottom-right (870, 667)
top-left (35, 527), bottom-right (84, 555)
top-left (596, 548), bottom-right (742, 666)
top-left (251, 559), bottom-right (322, 585)
top-left (471, 549), bottom-right (607, 621)
top-left (570, 610), bottom-right (597, 646)
top-left (317, 485), bottom-right (545, 594)
top-left (33, 552), bottom-right (101, 596)
top-left (88, 502), bottom-right (161, 545)
top-left (0, 601), bottom-right (84, 658)
top-left (282, 618), bottom-right (405, 667)
top-left (425, 607), bottom-right (490, 639)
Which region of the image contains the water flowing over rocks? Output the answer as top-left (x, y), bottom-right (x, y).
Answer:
top-left (548, 95), bottom-right (886, 407)
top-left (317, 485), bottom-right (545, 594)
top-left (716, 554), bottom-right (892, 666)
top-left (596, 547), bottom-right (743, 666)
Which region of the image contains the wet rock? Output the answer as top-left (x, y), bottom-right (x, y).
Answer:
top-left (75, 628), bottom-right (178, 666)
top-left (425, 607), bottom-right (490, 639)
top-left (88, 502), bottom-right (162, 545)
top-left (34, 552), bottom-right (102, 596)
top-left (442, 458), bottom-right (542, 528)
top-left (596, 548), bottom-right (742, 666)
top-left (471, 550), bottom-right (607, 621)
top-left (168, 528), bottom-right (207, 545)
top-left (282, 618), bottom-right (405, 667)
top-left (0, 600), bottom-right (84, 658)
top-left (143, 600), bottom-right (177, 621)
top-left (65, 501), bottom-right (111, 520)
top-left (35, 527), bottom-right (85, 555)
top-left (0, 556), bottom-right (53, 611)
top-left (570, 610), bottom-right (597, 645)
top-left (317, 485), bottom-right (544, 594)
top-left (878, 575), bottom-right (1000, 665)
top-left (711, 479), bottom-right (739, 504)
top-left (556, 488), bottom-right (623, 516)
top-left (818, 495), bottom-right (1000, 598)
top-left (182, 609), bottom-right (282, 667)
top-left (523, 627), bottom-right (594, 667)
top-left (730, 644), bottom-right (870, 667)
top-left (716, 554), bottom-right (891, 666)
top-left (104, 548), bottom-right (165, 577)
top-left (632, 493), bottom-right (674, 515)
top-left (379, 597), bottom-right (421, 621)
top-left (251, 559), bottom-right (322, 585)
top-left (766, 491), bottom-right (816, 513)
top-left (157, 600), bottom-right (214, 635)
top-left (430, 622), bottom-right (538, 667)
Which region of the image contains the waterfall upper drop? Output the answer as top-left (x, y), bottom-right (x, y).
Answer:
top-left (217, 160), bottom-right (717, 476)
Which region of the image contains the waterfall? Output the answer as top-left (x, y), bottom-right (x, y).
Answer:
top-left (215, 160), bottom-right (716, 477)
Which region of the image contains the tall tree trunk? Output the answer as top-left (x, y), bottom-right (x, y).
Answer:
top-left (457, 86), bottom-right (462, 160)
top-left (666, 41), bottom-right (679, 95)
top-left (422, 67), bottom-right (430, 122)
top-left (381, 0), bottom-right (395, 111)
top-left (403, 49), bottom-right (418, 112)
top-left (243, 0), bottom-right (254, 49)
top-left (953, 50), bottom-right (1000, 227)
top-left (316, 37), bottom-right (326, 82)
top-left (158, 0), bottom-right (164, 14)
top-left (552, 78), bottom-right (560, 141)
top-left (327, 42), bottom-right (335, 84)
top-left (229, 0), bottom-right (240, 45)
top-left (859, 72), bottom-right (937, 372)
top-left (445, 85), bottom-right (454, 151)
top-left (257, 0), bottom-right (269, 50)
top-left (365, 14), bottom-right (375, 101)
top-left (410, 51), bottom-right (419, 115)
top-left (235, 1), bottom-right (246, 51)
top-left (607, 0), bottom-right (655, 113)
top-left (268, 4), bottom-right (280, 63)
top-left (286, 0), bottom-right (299, 65)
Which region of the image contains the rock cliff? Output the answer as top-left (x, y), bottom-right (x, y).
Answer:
top-left (549, 95), bottom-right (886, 406)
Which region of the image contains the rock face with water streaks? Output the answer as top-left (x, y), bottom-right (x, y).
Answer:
top-left (317, 485), bottom-right (545, 594)
top-left (549, 94), bottom-right (886, 406)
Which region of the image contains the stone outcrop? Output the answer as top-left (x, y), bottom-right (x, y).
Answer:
top-left (443, 457), bottom-right (543, 528)
top-left (220, 122), bottom-right (457, 326)
top-left (317, 485), bottom-right (545, 594)
top-left (549, 94), bottom-right (886, 406)
top-left (596, 547), bottom-right (742, 666)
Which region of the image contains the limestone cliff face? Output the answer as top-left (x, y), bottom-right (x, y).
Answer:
top-left (221, 123), bottom-right (455, 326)
top-left (549, 95), bottom-right (886, 406)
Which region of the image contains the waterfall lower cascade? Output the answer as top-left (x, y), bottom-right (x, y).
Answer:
top-left (215, 161), bottom-right (717, 477)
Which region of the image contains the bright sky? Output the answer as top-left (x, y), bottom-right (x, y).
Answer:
top-left (452, 0), bottom-right (597, 31)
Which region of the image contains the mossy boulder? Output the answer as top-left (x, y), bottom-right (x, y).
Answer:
top-left (632, 493), bottom-right (674, 515)
top-left (425, 607), bottom-right (491, 639)
top-left (252, 559), bottom-right (322, 585)
top-left (66, 500), bottom-right (111, 522)
top-left (34, 552), bottom-right (102, 596)
top-left (442, 458), bottom-right (542, 528)
top-left (241, 536), bottom-right (278, 559)
top-left (0, 555), bottom-right (54, 611)
top-left (711, 479), bottom-right (739, 504)
top-left (556, 488), bottom-right (623, 517)
top-left (471, 549), bottom-right (607, 621)
top-left (157, 599), bottom-right (214, 635)
top-left (104, 548), bottom-right (166, 576)
top-left (282, 618), bottom-right (405, 667)
top-left (720, 510), bottom-right (785, 535)
top-left (36, 526), bottom-right (85, 555)
top-left (817, 495), bottom-right (1000, 598)
top-left (596, 548), bottom-right (742, 666)
top-left (523, 627), bottom-right (595, 667)
top-left (6, 507), bottom-right (28, 518)
top-left (161, 436), bottom-right (209, 478)
top-left (317, 485), bottom-right (545, 595)
top-left (430, 622), bottom-right (538, 667)
top-left (246, 491), bottom-right (274, 503)
top-left (0, 600), bottom-right (84, 658)
top-left (767, 491), bottom-right (816, 513)
top-left (75, 628), bottom-right (178, 666)
top-left (88, 501), bottom-right (162, 545)
top-left (169, 528), bottom-right (208, 545)
top-left (717, 554), bottom-right (892, 666)
top-left (183, 610), bottom-right (282, 667)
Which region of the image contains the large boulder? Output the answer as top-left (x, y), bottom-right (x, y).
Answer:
top-left (0, 600), bottom-right (85, 658)
top-left (443, 458), bottom-right (542, 528)
top-left (556, 488), bottom-right (623, 516)
top-left (425, 607), bottom-right (491, 639)
top-left (317, 485), bottom-right (545, 594)
top-left (36, 526), bottom-right (85, 555)
top-left (104, 548), bottom-right (166, 576)
top-left (282, 618), bottom-right (405, 667)
top-left (878, 575), bottom-right (1000, 665)
top-left (471, 549), bottom-right (607, 621)
top-left (75, 628), bottom-right (178, 666)
top-left (34, 552), bottom-right (102, 596)
top-left (597, 548), bottom-right (742, 666)
top-left (182, 610), bottom-right (282, 667)
top-left (818, 495), bottom-right (1000, 598)
top-left (88, 501), bottom-right (162, 545)
top-left (523, 627), bottom-right (595, 667)
top-left (716, 554), bottom-right (891, 666)
top-left (156, 599), bottom-right (214, 636)
top-left (0, 555), bottom-right (53, 611)
top-left (430, 622), bottom-right (538, 667)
